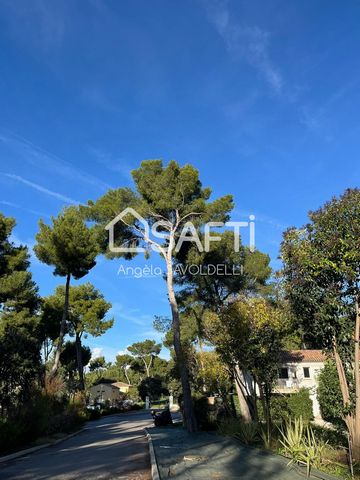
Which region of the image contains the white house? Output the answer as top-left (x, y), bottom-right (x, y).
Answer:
top-left (275, 350), bottom-right (326, 419)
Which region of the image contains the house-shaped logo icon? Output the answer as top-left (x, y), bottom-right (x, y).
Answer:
top-left (105, 207), bottom-right (149, 253)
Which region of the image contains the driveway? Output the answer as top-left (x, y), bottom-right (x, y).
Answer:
top-left (0, 411), bottom-right (153, 480)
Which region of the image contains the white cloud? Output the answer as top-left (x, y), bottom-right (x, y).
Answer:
top-left (140, 329), bottom-right (164, 342)
top-left (91, 347), bottom-right (104, 359)
top-left (117, 349), bottom-right (130, 356)
top-left (109, 302), bottom-right (152, 326)
top-left (204, 0), bottom-right (283, 93)
top-left (87, 146), bottom-right (134, 181)
top-left (3, 173), bottom-right (78, 204)
top-left (233, 209), bottom-right (287, 231)
top-left (0, 199), bottom-right (51, 218)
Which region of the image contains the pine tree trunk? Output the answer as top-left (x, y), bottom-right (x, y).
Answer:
top-left (353, 299), bottom-right (360, 460)
top-left (333, 299), bottom-right (360, 462)
top-left (75, 332), bottom-right (85, 391)
top-left (124, 368), bottom-right (130, 385)
top-left (50, 273), bottom-right (71, 378)
top-left (234, 365), bottom-right (252, 422)
top-left (166, 257), bottom-right (197, 432)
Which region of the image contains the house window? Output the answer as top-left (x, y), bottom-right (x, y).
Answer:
top-left (303, 367), bottom-right (310, 378)
top-left (279, 367), bottom-right (289, 379)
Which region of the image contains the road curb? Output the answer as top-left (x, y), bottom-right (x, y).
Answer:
top-left (144, 428), bottom-right (160, 480)
top-left (0, 428), bottom-right (84, 464)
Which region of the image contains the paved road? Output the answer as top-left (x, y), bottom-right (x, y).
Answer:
top-left (1, 411), bottom-right (153, 480)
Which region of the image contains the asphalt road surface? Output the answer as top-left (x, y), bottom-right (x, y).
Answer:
top-left (1, 411), bottom-right (153, 480)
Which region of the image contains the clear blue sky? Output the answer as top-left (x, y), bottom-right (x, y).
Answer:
top-left (1, 0), bottom-right (359, 361)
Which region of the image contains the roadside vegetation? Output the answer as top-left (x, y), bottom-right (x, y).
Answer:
top-left (1, 161), bottom-right (360, 478)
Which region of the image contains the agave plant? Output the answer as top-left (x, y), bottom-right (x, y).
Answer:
top-left (279, 417), bottom-right (305, 465)
top-left (279, 417), bottom-right (327, 478)
top-left (260, 424), bottom-right (273, 450)
top-left (234, 420), bottom-right (259, 445)
top-left (301, 427), bottom-right (327, 477)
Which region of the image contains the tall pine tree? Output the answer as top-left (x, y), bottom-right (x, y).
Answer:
top-left (0, 213), bottom-right (41, 416)
top-left (34, 206), bottom-right (98, 378)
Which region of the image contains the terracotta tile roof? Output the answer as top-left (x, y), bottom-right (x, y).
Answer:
top-left (279, 350), bottom-right (326, 363)
top-left (111, 382), bottom-right (131, 388)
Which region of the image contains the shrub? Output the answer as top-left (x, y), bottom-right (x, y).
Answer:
top-left (234, 421), bottom-right (259, 445)
top-left (288, 389), bottom-right (313, 424)
top-left (193, 396), bottom-right (229, 430)
top-left (218, 418), bottom-right (259, 445)
top-left (311, 424), bottom-right (347, 448)
top-left (88, 408), bottom-right (101, 420)
top-left (0, 418), bottom-right (31, 453)
top-left (270, 396), bottom-right (290, 423)
top-left (0, 392), bottom-right (87, 454)
top-left (279, 417), bottom-right (327, 478)
top-left (138, 376), bottom-right (168, 401)
top-left (317, 361), bottom-right (345, 429)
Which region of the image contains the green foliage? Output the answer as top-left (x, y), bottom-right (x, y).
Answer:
top-left (279, 417), bottom-right (327, 478)
top-left (234, 421), bottom-right (260, 445)
top-left (43, 282), bottom-right (112, 389)
top-left (281, 188), bottom-right (360, 358)
top-left (60, 341), bottom-right (91, 376)
top-left (83, 160), bottom-right (235, 431)
top-left (218, 418), bottom-right (259, 444)
top-left (0, 324), bottom-right (42, 415)
top-left (311, 424), bottom-right (347, 448)
top-left (0, 213), bottom-right (39, 314)
top-left (0, 213), bottom-right (41, 416)
top-left (281, 189), bottom-right (360, 457)
top-left (317, 361), bottom-right (345, 428)
top-left (0, 392), bottom-right (87, 454)
top-left (128, 339), bottom-right (161, 377)
top-left (44, 283), bottom-right (113, 339)
top-left (34, 206), bottom-right (98, 279)
top-left (175, 231), bottom-right (271, 308)
top-left (193, 396), bottom-right (229, 430)
top-left (194, 351), bottom-right (232, 396)
top-left (114, 353), bottom-right (143, 385)
top-left (204, 297), bottom-right (285, 421)
top-left (138, 376), bottom-right (168, 401)
top-left (269, 396), bottom-right (290, 423)
top-left (89, 356), bottom-right (110, 377)
top-left (257, 395), bottom-right (289, 423)
top-left (288, 389), bottom-right (313, 424)
top-left (256, 391), bottom-right (313, 425)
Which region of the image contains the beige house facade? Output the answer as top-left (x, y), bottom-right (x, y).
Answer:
top-left (275, 350), bottom-right (326, 419)
top-left (88, 382), bottom-right (130, 406)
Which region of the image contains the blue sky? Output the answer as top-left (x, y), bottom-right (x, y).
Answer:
top-left (1, 0), bottom-right (360, 361)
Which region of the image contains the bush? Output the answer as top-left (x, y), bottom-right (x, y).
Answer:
top-left (138, 377), bottom-right (168, 401)
top-left (193, 396), bottom-right (229, 430)
top-left (317, 361), bottom-right (345, 429)
top-left (270, 396), bottom-right (290, 423)
top-left (219, 418), bottom-right (260, 445)
top-left (279, 417), bottom-right (327, 478)
top-left (311, 424), bottom-right (347, 448)
top-left (257, 395), bottom-right (290, 424)
top-left (0, 418), bottom-right (31, 453)
top-left (256, 390), bottom-right (312, 425)
top-left (88, 408), bottom-right (101, 421)
top-left (0, 392), bottom-right (87, 454)
top-left (288, 389), bottom-right (313, 424)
